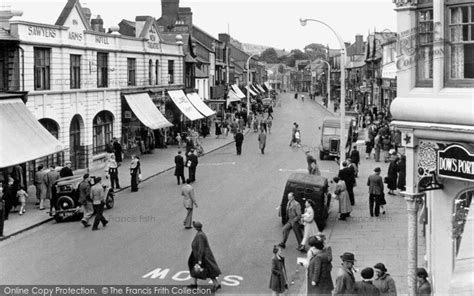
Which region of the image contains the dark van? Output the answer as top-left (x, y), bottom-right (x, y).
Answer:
top-left (319, 117), bottom-right (355, 160)
top-left (279, 173), bottom-right (330, 230)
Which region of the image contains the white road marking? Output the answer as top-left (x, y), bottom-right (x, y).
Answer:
top-left (200, 162), bottom-right (236, 166)
top-left (142, 267), bottom-right (243, 286)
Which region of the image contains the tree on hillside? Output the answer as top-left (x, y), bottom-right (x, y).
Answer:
top-left (304, 43), bottom-right (327, 61)
top-left (259, 47), bottom-right (279, 63)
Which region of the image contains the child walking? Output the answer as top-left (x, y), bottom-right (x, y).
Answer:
top-left (17, 186), bottom-right (28, 215)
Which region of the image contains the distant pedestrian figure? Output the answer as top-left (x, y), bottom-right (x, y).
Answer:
top-left (44, 165), bottom-right (60, 216)
top-left (397, 155), bottom-right (406, 191)
top-left (182, 179), bottom-right (197, 229)
top-left (187, 221), bottom-right (222, 291)
top-left (91, 177), bottom-right (109, 231)
top-left (279, 192), bottom-right (303, 249)
top-left (301, 94), bottom-right (305, 102)
top-left (258, 129), bottom-right (267, 154)
top-left (350, 146), bottom-right (360, 168)
top-left (338, 161), bottom-right (356, 206)
top-left (187, 149), bottom-right (199, 182)
top-left (174, 151), bottom-right (186, 185)
top-left (374, 134), bottom-right (381, 162)
top-left (308, 238), bottom-right (334, 295)
top-left (214, 122), bottom-right (222, 139)
top-left (79, 174), bottom-right (93, 228)
top-left (386, 154), bottom-right (399, 195)
top-left (234, 129), bottom-right (244, 155)
top-left (373, 263), bottom-right (397, 296)
top-left (105, 154), bottom-right (120, 190)
top-left (367, 167), bottom-right (384, 217)
top-left (334, 252), bottom-right (356, 295)
top-left (305, 151), bottom-right (316, 174)
top-left (289, 122), bottom-right (298, 147)
top-left (416, 268), bottom-right (431, 296)
top-left (295, 93), bottom-right (298, 100)
top-left (266, 118), bottom-right (273, 134)
top-left (294, 128), bottom-right (301, 147)
top-left (130, 155), bottom-right (141, 192)
top-left (16, 186), bottom-right (28, 215)
top-left (333, 177), bottom-right (352, 221)
top-left (113, 137), bottom-right (123, 164)
top-left (355, 267), bottom-right (380, 296)
top-left (269, 245), bottom-right (288, 296)
top-left (309, 160), bottom-right (321, 176)
top-left (35, 165), bottom-right (47, 210)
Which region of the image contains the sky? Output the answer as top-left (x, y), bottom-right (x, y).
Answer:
top-left (3, 0), bottom-right (397, 51)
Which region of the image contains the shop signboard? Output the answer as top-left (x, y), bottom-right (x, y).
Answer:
top-left (437, 144), bottom-right (474, 182)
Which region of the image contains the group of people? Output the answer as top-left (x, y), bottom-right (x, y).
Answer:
top-left (289, 122), bottom-right (302, 148)
top-left (364, 118), bottom-right (402, 163)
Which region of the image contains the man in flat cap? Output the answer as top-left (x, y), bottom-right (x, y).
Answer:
top-left (334, 252), bottom-right (356, 295)
top-left (367, 167), bottom-right (384, 217)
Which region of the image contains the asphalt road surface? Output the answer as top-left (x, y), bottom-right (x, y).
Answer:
top-left (0, 93), bottom-right (340, 295)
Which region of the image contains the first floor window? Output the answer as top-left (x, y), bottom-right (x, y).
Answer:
top-left (97, 52), bottom-right (108, 88)
top-left (70, 54), bottom-right (81, 89)
top-left (34, 47), bottom-right (51, 90)
top-left (93, 111), bottom-right (113, 154)
top-left (155, 60), bottom-right (160, 85)
top-left (127, 58), bottom-right (136, 86)
top-left (168, 60), bottom-right (174, 84)
top-left (416, 8), bottom-right (434, 86)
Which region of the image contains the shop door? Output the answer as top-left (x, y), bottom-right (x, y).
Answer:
top-left (69, 116), bottom-right (81, 170)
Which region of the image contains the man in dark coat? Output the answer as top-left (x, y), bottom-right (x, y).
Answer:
top-left (367, 167), bottom-right (384, 217)
top-left (2, 177), bottom-right (15, 220)
top-left (174, 151), bottom-right (186, 185)
top-left (60, 161), bottom-right (74, 178)
top-left (234, 129), bottom-right (244, 155)
top-left (334, 252), bottom-right (356, 295)
top-left (187, 221), bottom-right (221, 291)
top-left (44, 165), bottom-right (60, 215)
top-left (386, 154), bottom-right (399, 195)
top-left (338, 161), bottom-right (356, 206)
top-left (113, 138), bottom-right (123, 164)
top-left (187, 150), bottom-right (199, 183)
top-left (308, 239), bottom-right (334, 295)
top-left (355, 267), bottom-right (380, 296)
top-left (350, 146), bottom-right (360, 167)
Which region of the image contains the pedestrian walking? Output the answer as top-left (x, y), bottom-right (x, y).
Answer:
top-left (60, 161), bottom-right (73, 178)
top-left (294, 128), bottom-right (302, 147)
top-left (386, 153), bottom-right (399, 195)
top-left (174, 151), bottom-right (186, 185)
top-left (267, 105), bottom-right (274, 120)
top-left (182, 179), bottom-right (197, 229)
top-left (373, 263), bottom-right (397, 296)
top-left (266, 118), bottom-right (273, 134)
top-left (34, 165), bottom-right (47, 210)
top-left (416, 268), bottom-right (431, 296)
top-left (301, 94), bottom-right (305, 102)
top-left (338, 161), bottom-right (356, 206)
top-left (365, 131), bottom-right (373, 160)
top-left (382, 136), bottom-right (392, 163)
top-left (261, 119), bottom-right (268, 133)
top-left (299, 200), bottom-right (320, 251)
top-left (334, 252), bottom-right (356, 295)
top-left (295, 93), bottom-right (298, 100)
top-left (2, 178), bottom-right (15, 220)
top-left (305, 151), bottom-right (316, 174)
top-left (105, 154), bottom-right (120, 190)
top-left (350, 146), bottom-right (360, 171)
top-left (234, 129), bottom-right (244, 155)
top-left (355, 267), bottom-right (380, 296)
top-left (113, 137), bottom-right (123, 164)
top-left (130, 155), bottom-right (141, 192)
top-left (333, 177), bottom-right (352, 221)
top-left (374, 134), bottom-right (381, 162)
top-left (308, 238), bottom-right (334, 295)
top-left (269, 245), bottom-right (288, 296)
top-left (187, 221), bottom-right (221, 291)
top-left (258, 129), bottom-right (267, 154)
top-left (79, 174), bottom-right (93, 228)
top-left (309, 160), bottom-right (321, 176)
top-left (289, 122), bottom-right (298, 147)
top-left (397, 155), bottom-right (406, 192)
top-left (300, 236), bottom-right (318, 295)
top-left (214, 122), bottom-right (222, 139)
top-left (90, 177), bottom-right (108, 231)
top-left (16, 186), bottom-right (28, 215)
top-left (367, 167), bottom-right (384, 217)
top-left (44, 165), bottom-right (60, 216)
top-left (278, 192), bottom-right (303, 249)
top-left (187, 149), bottom-right (198, 183)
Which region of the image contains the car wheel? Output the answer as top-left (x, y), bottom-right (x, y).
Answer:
top-left (55, 196), bottom-right (75, 222)
top-left (106, 190), bottom-right (114, 209)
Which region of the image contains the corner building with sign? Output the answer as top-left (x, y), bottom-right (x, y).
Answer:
top-left (5, 0), bottom-right (183, 171)
top-left (391, 0), bottom-right (474, 294)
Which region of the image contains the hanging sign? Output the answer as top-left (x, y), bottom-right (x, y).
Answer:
top-left (437, 144), bottom-right (474, 182)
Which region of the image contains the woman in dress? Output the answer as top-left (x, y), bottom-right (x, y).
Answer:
top-left (269, 245), bottom-right (288, 296)
top-left (299, 200), bottom-right (321, 251)
top-left (387, 154), bottom-right (399, 195)
top-left (333, 177), bottom-right (352, 221)
top-left (130, 155), bottom-right (141, 192)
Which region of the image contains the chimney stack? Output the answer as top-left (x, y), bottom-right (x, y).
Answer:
top-left (355, 35), bottom-right (363, 53)
top-left (91, 15), bottom-right (105, 33)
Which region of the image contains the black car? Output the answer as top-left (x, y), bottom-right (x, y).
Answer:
top-left (279, 173), bottom-right (330, 230)
top-left (53, 175), bottom-right (114, 222)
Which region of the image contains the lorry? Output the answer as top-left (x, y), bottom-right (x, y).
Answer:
top-left (319, 117), bottom-right (355, 160)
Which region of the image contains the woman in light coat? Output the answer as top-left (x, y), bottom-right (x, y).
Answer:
top-left (299, 200), bottom-right (320, 251)
top-left (333, 177), bottom-right (352, 221)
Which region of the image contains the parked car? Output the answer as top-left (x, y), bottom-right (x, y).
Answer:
top-left (53, 175), bottom-right (114, 222)
top-left (279, 173), bottom-right (330, 230)
top-left (318, 117), bottom-right (355, 160)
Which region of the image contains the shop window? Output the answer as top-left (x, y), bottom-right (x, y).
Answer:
top-left (97, 52), bottom-right (108, 88)
top-left (34, 47), bottom-right (51, 90)
top-left (93, 111), bottom-right (114, 155)
top-left (127, 58), bottom-right (136, 86)
top-left (416, 8), bottom-right (434, 86)
top-left (148, 59), bottom-right (153, 85)
top-left (70, 54), bottom-right (81, 89)
top-left (447, 3), bottom-right (474, 86)
top-left (168, 60), bottom-right (174, 84)
top-left (453, 189), bottom-right (473, 256)
top-left (155, 60), bottom-right (160, 85)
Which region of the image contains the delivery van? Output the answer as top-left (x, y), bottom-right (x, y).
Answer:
top-left (319, 117), bottom-right (355, 160)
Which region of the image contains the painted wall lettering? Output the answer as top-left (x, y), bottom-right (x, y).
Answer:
top-left (148, 42), bottom-right (160, 49)
top-left (95, 36), bottom-right (109, 44)
top-left (28, 26), bottom-right (57, 38)
top-left (69, 31), bottom-right (83, 41)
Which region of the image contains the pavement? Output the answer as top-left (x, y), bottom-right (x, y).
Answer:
top-left (0, 125), bottom-right (247, 241)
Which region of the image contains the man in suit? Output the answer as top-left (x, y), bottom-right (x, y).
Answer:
top-left (78, 174), bottom-right (93, 227)
top-left (91, 177), bottom-right (108, 231)
top-left (44, 165), bottom-right (60, 216)
top-left (174, 151), bottom-right (186, 185)
top-left (279, 192), bottom-right (303, 249)
top-left (182, 179), bottom-right (198, 229)
top-left (60, 161), bottom-right (74, 178)
top-left (35, 165), bottom-right (47, 209)
top-left (334, 252), bottom-right (356, 295)
top-left (234, 129), bottom-right (244, 155)
top-left (354, 267), bottom-right (380, 296)
top-left (367, 167), bottom-right (384, 217)
top-left (308, 238), bottom-right (334, 295)
top-left (338, 161), bottom-right (356, 206)
top-left (112, 137), bottom-right (123, 164)
top-left (187, 149), bottom-right (199, 183)
top-left (350, 146), bottom-right (360, 177)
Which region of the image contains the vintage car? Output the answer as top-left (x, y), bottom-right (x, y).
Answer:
top-left (53, 175), bottom-right (114, 222)
top-left (279, 173), bottom-right (330, 230)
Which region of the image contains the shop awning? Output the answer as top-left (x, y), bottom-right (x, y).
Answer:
top-left (186, 92), bottom-right (216, 117)
top-left (231, 84), bottom-right (246, 99)
top-left (256, 84), bottom-right (266, 93)
top-left (227, 90), bottom-right (242, 107)
top-left (0, 98), bottom-right (64, 168)
top-left (246, 86), bottom-right (257, 97)
top-left (124, 93), bottom-right (173, 129)
top-left (167, 90), bottom-right (204, 121)
top-left (264, 81), bottom-right (273, 91)
top-left (250, 85), bottom-right (261, 94)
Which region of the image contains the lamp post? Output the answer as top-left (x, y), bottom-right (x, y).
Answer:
top-left (246, 53), bottom-right (257, 117)
top-left (300, 18), bottom-right (347, 167)
top-left (319, 59), bottom-right (331, 109)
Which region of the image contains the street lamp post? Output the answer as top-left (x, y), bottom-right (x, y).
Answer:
top-left (319, 59), bottom-right (331, 109)
top-left (246, 53), bottom-right (257, 118)
top-left (300, 18), bottom-right (347, 167)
